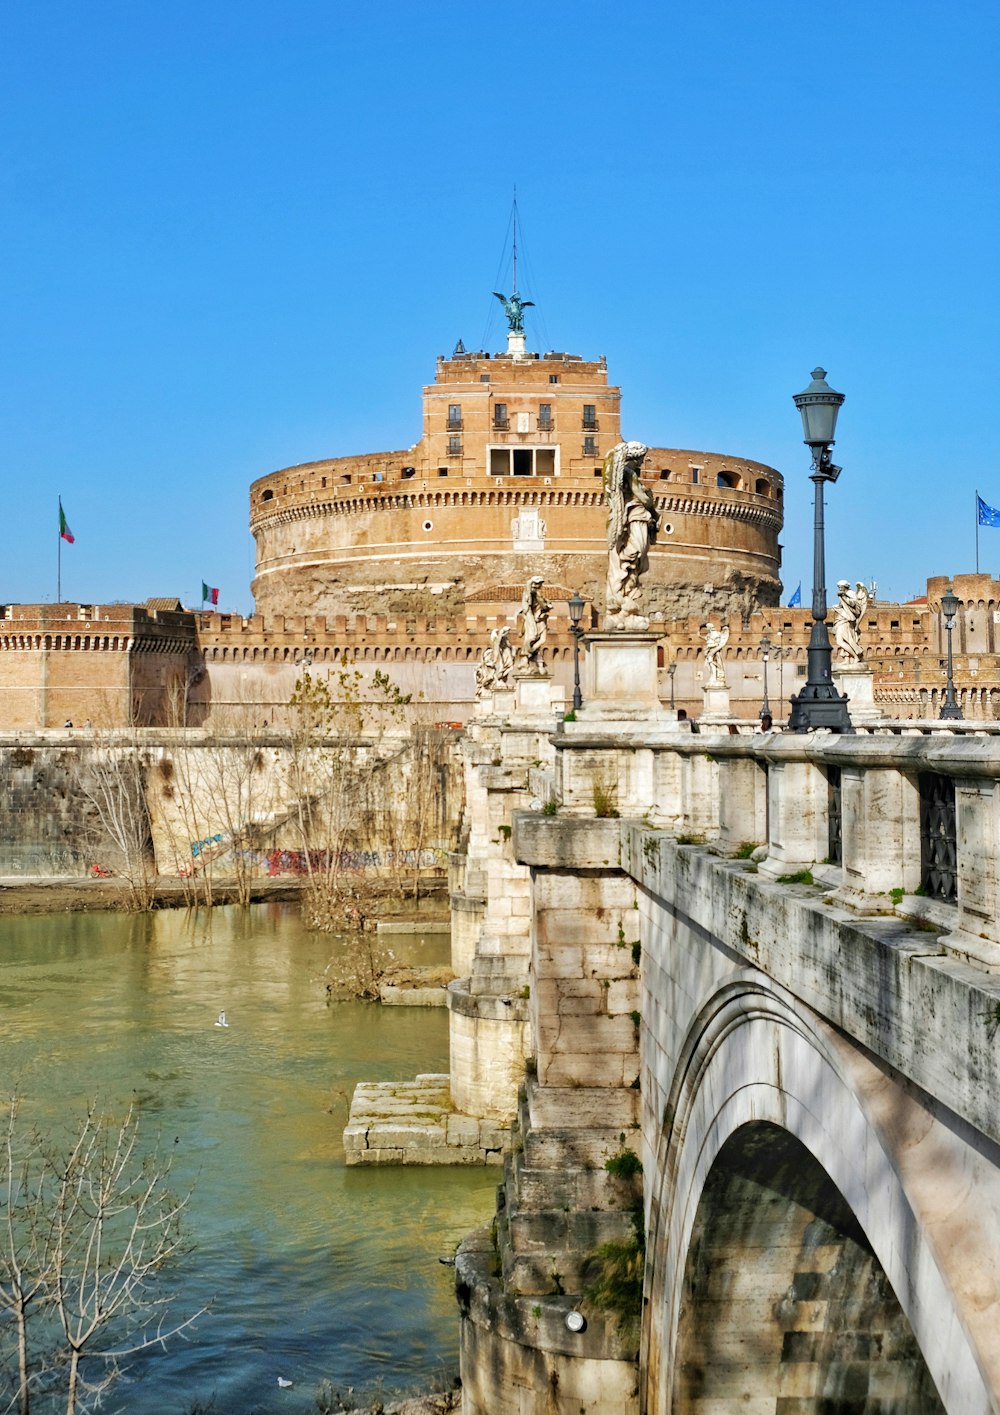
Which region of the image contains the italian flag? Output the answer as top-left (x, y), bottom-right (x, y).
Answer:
top-left (59, 500), bottom-right (75, 544)
top-left (201, 582), bottom-right (219, 606)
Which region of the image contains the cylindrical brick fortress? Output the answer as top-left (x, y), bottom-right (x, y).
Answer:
top-left (250, 349), bottom-right (784, 624)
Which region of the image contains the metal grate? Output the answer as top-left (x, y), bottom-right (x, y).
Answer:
top-left (919, 772), bottom-right (957, 902)
top-left (827, 766), bottom-right (842, 866)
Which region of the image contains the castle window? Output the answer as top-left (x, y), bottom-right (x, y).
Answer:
top-left (402, 466), bottom-right (416, 479)
top-left (447, 436), bottom-right (462, 456)
top-left (438, 467), bottom-right (449, 476)
top-left (261, 489), bottom-right (274, 502)
top-left (755, 478), bottom-right (771, 496)
top-left (447, 404), bottom-right (462, 430)
top-left (538, 403), bottom-right (552, 430)
top-left (583, 436), bottom-right (598, 457)
top-left (582, 404), bottom-right (597, 431)
top-left (493, 403), bottom-right (508, 430)
top-left (549, 375), bottom-right (559, 384)
top-left (489, 446), bottom-right (557, 476)
top-left (659, 469), bottom-right (672, 480)
top-left (690, 466), bottom-right (701, 485)
top-left (717, 470), bottom-right (739, 489)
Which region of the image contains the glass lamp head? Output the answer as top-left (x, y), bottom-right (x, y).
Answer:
top-left (793, 367), bottom-right (845, 447)
top-left (941, 584), bottom-right (960, 627)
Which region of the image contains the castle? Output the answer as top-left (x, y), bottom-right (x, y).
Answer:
top-left (0, 316), bottom-right (996, 727)
top-left (249, 329), bottom-right (784, 628)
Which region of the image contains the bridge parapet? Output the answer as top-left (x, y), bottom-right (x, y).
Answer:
top-left (544, 722), bottom-right (1000, 972)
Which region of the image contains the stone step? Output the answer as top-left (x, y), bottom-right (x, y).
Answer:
top-left (344, 1074), bottom-right (508, 1166)
top-left (525, 1080), bottom-right (640, 1131)
top-left (496, 1205), bottom-right (637, 1297)
top-left (505, 1204), bottom-right (636, 1258)
top-left (522, 1124), bottom-right (639, 1172)
top-left (509, 1150), bottom-right (637, 1212)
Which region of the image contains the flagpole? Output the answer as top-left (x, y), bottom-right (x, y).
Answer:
top-left (976, 489), bottom-right (980, 574)
top-left (57, 497), bottom-right (62, 602)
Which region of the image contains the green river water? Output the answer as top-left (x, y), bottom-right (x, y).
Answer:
top-left (0, 902), bottom-right (497, 1413)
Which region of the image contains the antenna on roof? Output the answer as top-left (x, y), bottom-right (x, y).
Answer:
top-left (512, 185), bottom-right (518, 295)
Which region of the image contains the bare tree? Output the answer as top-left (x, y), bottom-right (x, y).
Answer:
top-left (77, 727), bottom-right (154, 911)
top-left (0, 1095), bottom-right (204, 1415)
top-left (287, 664), bottom-right (409, 932)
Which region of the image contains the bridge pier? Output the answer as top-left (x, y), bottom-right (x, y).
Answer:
top-left (454, 722), bottom-right (1000, 1413)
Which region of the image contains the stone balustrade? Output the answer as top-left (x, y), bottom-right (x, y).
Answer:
top-left (540, 722), bottom-right (1000, 971)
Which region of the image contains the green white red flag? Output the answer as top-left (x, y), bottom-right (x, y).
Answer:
top-left (201, 581), bottom-right (219, 606)
top-left (59, 499), bottom-right (75, 544)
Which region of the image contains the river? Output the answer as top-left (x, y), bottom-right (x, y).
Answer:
top-left (0, 902), bottom-right (496, 1413)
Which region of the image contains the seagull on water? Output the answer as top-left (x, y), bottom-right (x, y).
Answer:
top-left (277, 1377), bottom-right (293, 1388)
top-left (214, 1010), bottom-right (229, 1028)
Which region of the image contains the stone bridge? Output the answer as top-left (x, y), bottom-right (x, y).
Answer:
top-left (451, 683), bottom-right (1000, 1414)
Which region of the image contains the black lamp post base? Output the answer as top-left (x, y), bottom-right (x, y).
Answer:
top-left (788, 684), bottom-right (854, 733)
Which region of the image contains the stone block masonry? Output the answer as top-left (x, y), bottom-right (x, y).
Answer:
top-left (343, 1076), bottom-right (507, 1166)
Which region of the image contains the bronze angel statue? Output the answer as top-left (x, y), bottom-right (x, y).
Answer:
top-left (603, 441), bottom-right (658, 630)
top-left (493, 290), bottom-right (534, 335)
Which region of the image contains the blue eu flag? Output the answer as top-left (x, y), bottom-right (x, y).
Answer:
top-left (978, 495), bottom-right (1000, 527)
top-left (787, 582), bottom-right (802, 607)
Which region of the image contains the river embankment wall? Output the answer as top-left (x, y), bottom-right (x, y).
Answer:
top-left (0, 728), bottom-right (462, 882)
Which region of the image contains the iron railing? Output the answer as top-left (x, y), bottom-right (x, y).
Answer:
top-left (919, 771), bottom-right (957, 902)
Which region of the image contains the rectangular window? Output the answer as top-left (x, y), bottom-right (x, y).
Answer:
top-left (538, 403), bottom-right (552, 429)
top-left (447, 404), bottom-right (462, 430)
top-left (583, 404), bottom-right (597, 430)
top-left (493, 402), bottom-right (508, 429)
top-left (583, 436), bottom-right (598, 457)
top-left (549, 375), bottom-right (559, 384)
top-left (448, 436), bottom-right (462, 456)
top-left (691, 467), bottom-right (700, 485)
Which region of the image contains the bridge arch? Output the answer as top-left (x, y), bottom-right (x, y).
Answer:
top-left (642, 974), bottom-right (1000, 1414)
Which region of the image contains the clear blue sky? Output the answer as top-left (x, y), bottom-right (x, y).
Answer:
top-left (2, 1), bottom-right (998, 613)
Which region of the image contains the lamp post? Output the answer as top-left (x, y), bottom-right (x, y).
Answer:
top-left (759, 635), bottom-right (772, 721)
top-left (939, 583), bottom-right (963, 720)
top-left (667, 660), bottom-right (677, 710)
top-left (787, 368), bottom-right (853, 733)
top-left (568, 590), bottom-right (585, 712)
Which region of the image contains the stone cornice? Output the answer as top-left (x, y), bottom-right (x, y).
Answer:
top-left (251, 485), bottom-right (783, 536)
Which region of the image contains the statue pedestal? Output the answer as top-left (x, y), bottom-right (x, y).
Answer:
top-left (700, 683), bottom-right (733, 723)
top-left (832, 664), bottom-right (881, 724)
top-left (474, 687), bottom-right (515, 719)
top-left (515, 673), bottom-right (563, 718)
top-left (581, 632), bottom-right (666, 720)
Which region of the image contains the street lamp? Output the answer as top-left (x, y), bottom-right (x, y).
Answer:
top-left (759, 635), bottom-right (772, 721)
top-left (667, 660), bottom-right (677, 710)
top-left (568, 590), bottom-right (585, 712)
top-left (787, 368), bottom-right (853, 733)
top-left (939, 583), bottom-right (963, 720)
